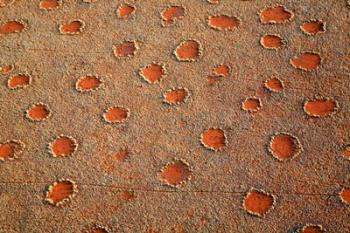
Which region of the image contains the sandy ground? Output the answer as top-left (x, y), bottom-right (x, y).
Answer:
top-left (0, 0), bottom-right (350, 232)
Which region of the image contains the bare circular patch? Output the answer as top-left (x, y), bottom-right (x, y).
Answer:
top-left (117, 3), bottom-right (136, 19)
top-left (200, 128), bottom-right (226, 151)
top-left (174, 39), bottom-right (202, 62)
top-left (139, 63), bottom-right (166, 84)
top-left (161, 5), bottom-right (185, 26)
top-left (48, 135), bottom-right (78, 158)
top-left (25, 103), bottom-right (51, 122)
top-left (296, 224), bottom-right (324, 233)
top-left (290, 52), bottom-right (321, 71)
top-left (45, 179), bottom-right (77, 206)
top-left (208, 15), bottom-right (240, 31)
top-left (103, 106), bottom-right (130, 123)
top-left (259, 5), bottom-right (294, 24)
top-left (7, 73), bottom-right (32, 89)
top-left (260, 34), bottom-right (284, 50)
top-left (0, 64), bottom-right (14, 75)
top-left (268, 133), bottom-right (302, 161)
top-left (163, 87), bottom-right (190, 105)
top-left (212, 64), bottom-right (230, 77)
top-left (39, 0), bottom-right (62, 10)
top-left (113, 40), bottom-right (139, 58)
top-left (264, 77), bottom-right (284, 93)
top-left (303, 98), bottom-right (338, 117)
top-left (339, 187), bottom-right (350, 205)
top-left (301, 20), bottom-right (326, 35)
top-left (0, 20), bottom-right (26, 35)
top-left (341, 145), bottom-right (350, 160)
top-left (75, 75), bottom-right (103, 92)
top-left (0, 140), bottom-right (25, 161)
top-left (243, 188), bottom-right (275, 217)
top-left (242, 97), bottom-right (262, 113)
top-left (59, 19), bottom-right (85, 35)
top-left (159, 159), bottom-right (192, 187)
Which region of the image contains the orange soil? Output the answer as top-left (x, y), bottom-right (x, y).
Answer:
top-left (260, 6), bottom-right (293, 24)
top-left (265, 78), bottom-right (283, 92)
top-left (208, 15), bottom-right (240, 31)
top-left (113, 41), bottom-right (137, 58)
top-left (304, 99), bottom-right (337, 117)
top-left (117, 4), bottom-right (135, 18)
top-left (175, 40), bottom-right (201, 61)
top-left (201, 128), bottom-right (226, 151)
top-left (161, 6), bottom-right (185, 25)
top-left (140, 64), bottom-right (165, 83)
top-left (270, 134), bottom-right (299, 161)
top-left (46, 180), bottom-right (75, 205)
top-left (299, 225), bottom-right (324, 233)
top-left (243, 190), bottom-right (274, 216)
top-left (212, 64), bottom-right (230, 77)
top-left (163, 88), bottom-right (188, 104)
top-left (1, 64), bottom-right (14, 75)
top-left (76, 76), bottom-right (101, 91)
top-left (290, 52), bottom-right (321, 71)
top-left (60, 20), bottom-right (84, 34)
top-left (51, 136), bottom-right (76, 157)
top-left (339, 188), bottom-right (350, 204)
top-left (242, 98), bottom-right (261, 112)
top-left (104, 107), bottom-right (129, 123)
top-left (8, 74), bottom-right (30, 88)
top-left (39, 0), bottom-right (60, 10)
top-left (342, 146), bottom-right (350, 159)
top-left (0, 21), bottom-right (25, 34)
top-left (159, 160), bottom-right (191, 187)
top-left (260, 34), bottom-right (283, 49)
top-left (27, 104), bottom-right (50, 121)
top-left (0, 142), bottom-right (15, 160)
top-left (301, 20), bottom-right (325, 35)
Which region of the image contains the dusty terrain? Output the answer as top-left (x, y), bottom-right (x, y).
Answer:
top-left (0, 0), bottom-right (350, 232)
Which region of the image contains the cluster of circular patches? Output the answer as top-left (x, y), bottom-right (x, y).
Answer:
top-left (159, 159), bottom-right (192, 187)
top-left (88, 225), bottom-right (110, 233)
top-left (113, 40), bottom-right (139, 59)
top-left (7, 73), bottom-right (32, 89)
top-left (75, 75), bottom-right (103, 92)
top-left (243, 188), bottom-right (275, 217)
top-left (117, 3), bottom-right (136, 19)
top-left (303, 98), bottom-right (338, 117)
top-left (268, 133), bottom-right (302, 161)
top-left (300, 20), bottom-right (326, 36)
top-left (161, 5), bottom-right (185, 26)
top-left (59, 20), bottom-right (85, 35)
top-left (0, 0), bottom-right (14, 8)
top-left (200, 128), bottom-right (226, 151)
top-left (45, 179), bottom-right (77, 206)
top-left (0, 140), bottom-right (25, 161)
top-left (294, 224), bottom-right (325, 233)
top-left (259, 5), bottom-right (294, 24)
top-left (162, 87), bottom-right (190, 105)
top-left (48, 135), bottom-right (78, 158)
top-left (207, 15), bottom-right (240, 31)
top-left (174, 39), bottom-right (202, 62)
top-left (39, 0), bottom-right (62, 10)
top-left (290, 52), bottom-right (321, 71)
top-left (0, 64), bottom-right (14, 75)
top-left (341, 145), bottom-right (350, 160)
top-left (0, 20), bottom-right (27, 35)
top-left (339, 187), bottom-right (350, 205)
top-left (139, 63), bottom-right (167, 84)
top-left (260, 34), bottom-right (285, 50)
top-left (25, 103), bottom-right (51, 122)
top-left (207, 64), bottom-right (231, 84)
top-left (103, 106), bottom-right (130, 124)
top-left (264, 77), bottom-right (284, 93)
top-left (242, 97), bottom-right (262, 113)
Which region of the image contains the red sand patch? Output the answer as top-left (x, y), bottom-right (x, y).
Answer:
top-left (59, 20), bottom-right (85, 35)
top-left (174, 40), bottom-right (202, 62)
top-left (159, 160), bottom-right (192, 187)
top-left (212, 64), bottom-right (230, 77)
top-left (50, 136), bottom-right (77, 158)
top-left (113, 41), bottom-right (138, 58)
top-left (120, 191), bottom-right (136, 201)
top-left (208, 15), bottom-right (240, 31)
top-left (163, 87), bottom-right (189, 105)
top-left (269, 133), bottom-right (302, 161)
top-left (0, 20), bottom-right (26, 34)
top-left (45, 180), bottom-right (77, 206)
top-left (243, 189), bottom-right (275, 217)
top-left (1, 64), bottom-right (14, 75)
top-left (304, 98), bottom-right (337, 117)
top-left (290, 52), bottom-right (321, 71)
top-left (103, 107), bottom-right (129, 123)
top-left (0, 140), bottom-right (24, 161)
top-left (114, 149), bottom-right (129, 162)
top-left (298, 225), bottom-right (324, 233)
top-left (259, 6), bottom-right (293, 24)
top-left (264, 77), bottom-right (283, 93)
top-left (242, 97), bottom-right (261, 113)
top-left (26, 103), bottom-right (50, 121)
top-left (39, 0), bottom-right (61, 10)
top-left (301, 20), bottom-right (325, 35)
top-left (139, 63), bottom-right (166, 84)
top-left (161, 6), bottom-right (185, 26)
top-left (339, 187), bottom-right (350, 205)
top-left (201, 128), bottom-right (226, 151)
top-left (76, 75), bottom-right (102, 92)
top-left (8, 74), bottom-right (31, 89)
top-left (260, 34), bottom-right (283, 49)
top-left (117, 3), bottom-right (135, 19)
top-left (342, 146), bottom-right (350, 160)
